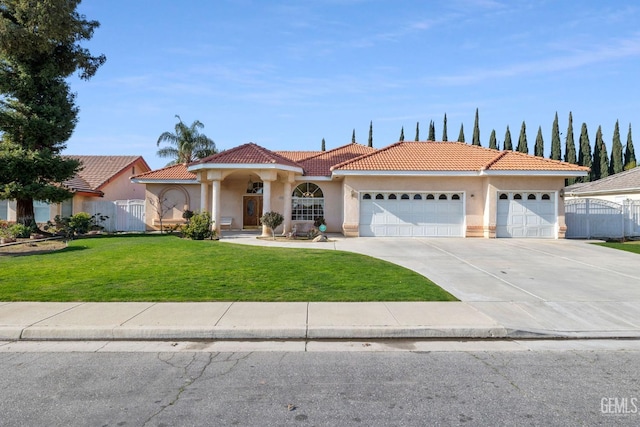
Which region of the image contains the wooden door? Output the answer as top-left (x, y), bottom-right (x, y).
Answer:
top-left (243, 196), bottom-right (263, 227)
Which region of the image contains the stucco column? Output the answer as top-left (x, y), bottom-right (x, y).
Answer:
top-left (261, 179), bottom-right (272, 237)
top-left (211, 179), bottom-right (221, 237)
top-left (282, 179), bottom-right (292, 236)
top-left (200, 181), bottom-right (209, 212)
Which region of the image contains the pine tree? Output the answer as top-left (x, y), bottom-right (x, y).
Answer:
top-left (368, 121), bottom-right (373, 147)
top-left (442, 113), bottom-right (448, 141)
top-left (503, 126), bottom-right (513, 151)
top-left (534, 126), bottom-right (544, 157)
top-left (489, 129), bottom-right (497, 149)
top-left (564, 112), bottom-right (578, 185)
top-left (472, 108), bottom-right (481, 146)
top-left (625, 123), bottom-right (637, 170)
top-left (609, 120), bottom-right (623, 175)
top-left (352, 129), bottom-right (356, 144)
top-left (321, 138), bottom-right (326, 151)
top-left (578, 123), bottom-right (592, 182)
top-left (458, 123), bottom-right (465, 142)
top-left (550, 112), bottom-right (561, 160)
top-left (415, 122), bottom-right (419, 141)
top-left (517, 121), bottom-right (528, 153)
top-left (428, 120), bottom-right (436, 141)
top-left (399, 126), bottom-right (404, 142)
top-left (592, 126), bottom-right (609, 181)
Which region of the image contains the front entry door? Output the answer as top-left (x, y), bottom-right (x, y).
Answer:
top-left (243, 196), bottom-right (263, 228)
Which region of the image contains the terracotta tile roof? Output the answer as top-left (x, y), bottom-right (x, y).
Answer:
top-left (63, 176), bottom-right (103, 196)
top-left (300, 143), bottom-right (377, 176)
top-left (565, 166), bottom-right (640, 194)
top-left (64, 155), bottom-right (149, 190)
top-left (132, 163), bottom-right (197, 181)
top-left (193, 143), bottom-right (301, 168)
top-left (275, 151), bottom-right (322, 162)
top-left (332, 141), bottom-right (589, 173)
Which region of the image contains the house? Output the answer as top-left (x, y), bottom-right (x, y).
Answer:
top-left (132, 141), bottom-right (588, 238)
top-left (0, 155), bottom-right (150, 223)
top-left (564, 166), bottom-right (640, 202)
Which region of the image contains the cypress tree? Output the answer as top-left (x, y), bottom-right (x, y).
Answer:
top-left (534, 126), bottom-right (544, 157)
top-left (458, 123), bottom-right (465, 142)
top-left (517, 121), bottom-right (528, 153)
top-left (472, 108), bottom-right (481, 146)
top-left (368, 121), bottom-right (373, 147)
top-left (428, 120), bottom-right (436, 141)
top-left (564, 112), bottom-right (578, 185)
top-left (578, 123), bottom-right (592, 182)
top-left (592, 126), bottom-right (609, 181)
top-left (321, 138), bottom-right (326, 151)
top-left (414, 122), bottom-right (419, 141)
top-left (625, 123), bottom-right (637, 170)
top-left (504, 126), bottom-right (513, 150)
top-left (351, 129), bottom-right (356, 144)
top-left (489, 129), bottom-right (497, 149)
top-left (399, 126), bottom-right (404, 142)
top-left (442, 113), bottom-right (448, 141)
top-left (550, 112), bottom-right (561, 160)
top-left (609, 120), bottom-right (623, 175)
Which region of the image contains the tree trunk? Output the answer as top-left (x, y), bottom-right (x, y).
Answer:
top-left (16, 197), bottom-right (35, 227)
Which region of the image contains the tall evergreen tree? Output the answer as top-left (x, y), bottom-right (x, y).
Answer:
top-left (399, 126), bottom-right (404, 142)
top-left (534, 126), bottom-right (544, 157)
top-left (550, 112), bottom-right (561, 160)
top-left (609, 120), bottom-right (623, 175)
top-left (321, 138), bottom-right (326, 151)
top-left (428, 120), bottom-right (436, 141)
top-left (414, 122), bottom-right (419, 141)
top-left (625, 123), bottom-right (637, 170)
top-left (368, 121), bottom-right (373, 147)
top-left (578, 123), bottom-right (592, 182)
top-left (488, 129), bottom-right (497, 149)
top-left (592, 126), bottom-right (609, 181)
top-left (442, 113), bottom-right (448, 141)
top-left (472, 108), bottom-right (481, 146)
top-left (503, 126), bottom-right (513, 150)
top-left (458, 123), bottom-right (465, 142)
top-left (0, 0), bottom-right (106, 226)
top-left (351, 129), bottom-right (356, 143)
top-left (516, 121), bottom-right (528, 153)
top-left (564, 112), bottom-right (578, 185)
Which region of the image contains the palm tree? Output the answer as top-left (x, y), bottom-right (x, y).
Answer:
top-left (156, 115), bottom-right (217, 165)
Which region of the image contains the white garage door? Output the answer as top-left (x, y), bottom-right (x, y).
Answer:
top-left (496, 192), bottom-right (556, 238)
top-left (359, 192), bottom-right (464, 237)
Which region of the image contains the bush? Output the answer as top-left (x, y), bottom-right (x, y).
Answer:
top-left (9, 223), bottom-right (31, 238)
top-left (182, 211), bottom-right (214, 240)
top-left (68, 212), bottom-right (93, 234)
top-left (260, 211), bottom-right (284, 240)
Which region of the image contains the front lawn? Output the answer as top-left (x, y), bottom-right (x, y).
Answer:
top-left (594, 240), bottom-right (640, 255)
top-left (0, 234), bottom-right (456, 302)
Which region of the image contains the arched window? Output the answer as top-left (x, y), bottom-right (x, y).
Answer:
top-left (413, 194), bottom-right (422, 200)
top-left (401, 194), bottom-right (410, 200)
top-left (362, 193), bottom-right (372, 200)
top-left (292, 183), bottom-right (324, 221)
top-left (514, 193), bottom-right (522, 200)
top-left (542, 194), bottom-right (551, 200)
top-left (528, 194), bottom-right (537, 200)
top-left (439, 194), bottom-right (448, 200)
top-left (375, 194), bottom-right (384, 200)
top-left (499, 193), bottom-right (508, 200)
top-left (388, 194), bottom-right (397, 200)
top-left (452, 194), bottom-right (460, 200)
top-left (426, 194), bottom-right (435, 200)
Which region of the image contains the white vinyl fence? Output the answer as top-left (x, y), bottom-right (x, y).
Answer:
top-left (83, 199), bottom-right (146, 232)
top-left (565, 198), bottom-right (640, 239)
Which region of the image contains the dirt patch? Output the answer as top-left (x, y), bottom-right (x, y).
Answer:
top-left (0, 240), bottom-right (68, 256)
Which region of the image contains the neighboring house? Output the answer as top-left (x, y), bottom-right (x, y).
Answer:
top-left (564, 166), bottom-right (640, 202)
top-left (0, 155), bottom-right (150, 223)
top-left (132, 141), bottom-right (588, 239)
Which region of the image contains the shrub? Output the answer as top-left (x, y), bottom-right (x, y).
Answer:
top-left (182, 211), bottom-right (214, 240)
top-left (68, 212), bottom-right (93, 234)
top-left (9, 223), bottom-right (31, 238)
top-left (260, 211), bottom-right (284, 240)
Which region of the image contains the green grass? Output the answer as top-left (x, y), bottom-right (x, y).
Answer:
top-left (0, 234), bottom-right (456, 302)
top-left (594, 240), bottom-right (640, 255)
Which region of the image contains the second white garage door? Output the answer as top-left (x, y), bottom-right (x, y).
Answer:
top-left (496, 192), bottom-right (557, 238)
top-left (359, 192), bottom-right (465, 237)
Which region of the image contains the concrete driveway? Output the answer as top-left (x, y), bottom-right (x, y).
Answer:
top-left (331, 237), bottom-right (640, 337)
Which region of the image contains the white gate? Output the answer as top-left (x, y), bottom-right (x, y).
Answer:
top-left (565, 198), bottom-right (640, 239)
top-left (83, 199), bottom-right (146, 232)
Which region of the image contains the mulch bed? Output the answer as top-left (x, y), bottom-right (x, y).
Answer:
top-left (0, 239), bottom-right (67, 256)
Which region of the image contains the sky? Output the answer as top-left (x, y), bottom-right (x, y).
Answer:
top-left (66, 0), bottom-right (640, 170)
